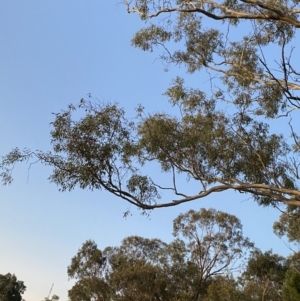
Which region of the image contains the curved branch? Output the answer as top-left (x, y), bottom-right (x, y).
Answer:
top-left (124, 0), bottom-right (300, 27)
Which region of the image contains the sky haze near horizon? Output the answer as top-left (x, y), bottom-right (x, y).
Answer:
top-left (0, 1), bottom-right (294, 301)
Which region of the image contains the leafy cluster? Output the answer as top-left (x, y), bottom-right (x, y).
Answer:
top-left (1, 0), bottom-right (300, 230)
top-left (67, 208), bottom-right (300, 301)
top-left (0, 273), bottom-right (26, 301)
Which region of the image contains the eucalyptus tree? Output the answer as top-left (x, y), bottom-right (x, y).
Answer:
top-left (281, 252), bottom-right (300, 301)
top-left (240, 250), bottom-right (287, 301)
top-left (104, 235), bottom-right (207, 301)
top-left (274, 206), bottom-right (300, 244)
top-left (103, 236), bottom-right (175, 301)
top-left (282, 268), bottom-right (300, 301)
top-left (68, 208), bottom-right (253, 301)
top-left (172, 208), bottom-right (254, 299)
top-left (203, 275), bottom-right (246, 301)
top-left (1, 0), bottom-right (300, 215)
top-left (67, 240), bottom-right (110, 301)
top-left (0, 273), bottom-right (26, 301)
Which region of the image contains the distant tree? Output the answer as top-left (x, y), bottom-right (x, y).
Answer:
top-left (0, 273), bottom-right (26, 301)
top-left (203, 275), bottom-right (246, 301)
top-left (281, 251), bottom-right (300, 301)
top-left (42, 295), bottom-right (59, 301)
top-left (68, 208), bottom-right (254, 301)
top-left (67, 240), bottom-right (110, 301)
top-left (286, 252), bottom-right (300, 273)
top-left (172, 208), bottom-right (254, 299)
top-left (240, 250), bottom-right (287, 301)
top-left (282, 268), bottom-right (300, 301)
top-left (274, 206), bottom-right (300, 244)
top-left (104, 235), bottom-right (204, 301)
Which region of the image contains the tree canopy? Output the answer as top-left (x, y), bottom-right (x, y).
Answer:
top-left (240, 249), bottom-right (287, 301)
top-left (0, 273), bottom-right (26, 301)
top-left (66, 208), bottom-right (300, 301)
top-left (68, 208), bottom-right (254, 301)
top-left (1, 0), bottom-right (300, 217)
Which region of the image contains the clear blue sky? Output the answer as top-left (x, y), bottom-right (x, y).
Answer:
top-left (0, 1), bottom-right (293, 301)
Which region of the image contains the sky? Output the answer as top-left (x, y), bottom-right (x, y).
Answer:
top-left (0, 1), bottom-right (295, 301)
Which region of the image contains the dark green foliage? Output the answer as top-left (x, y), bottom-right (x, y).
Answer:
top-left (240, 250), bottom-right (287, 301)
top-left (281, 252), bottom-right (300, 300)
top-left (0, 273), bottom-right (26, 301)
top-left (283, 269), bottom-right (300, 301)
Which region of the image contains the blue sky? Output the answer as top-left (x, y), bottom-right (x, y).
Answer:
top-left (0, 1), bottom-right (294, 301)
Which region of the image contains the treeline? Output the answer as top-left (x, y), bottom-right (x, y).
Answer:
top-left (2, 208), bottom-right (300, 301)
top-left (67, 208), bottom-right (300, 301)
